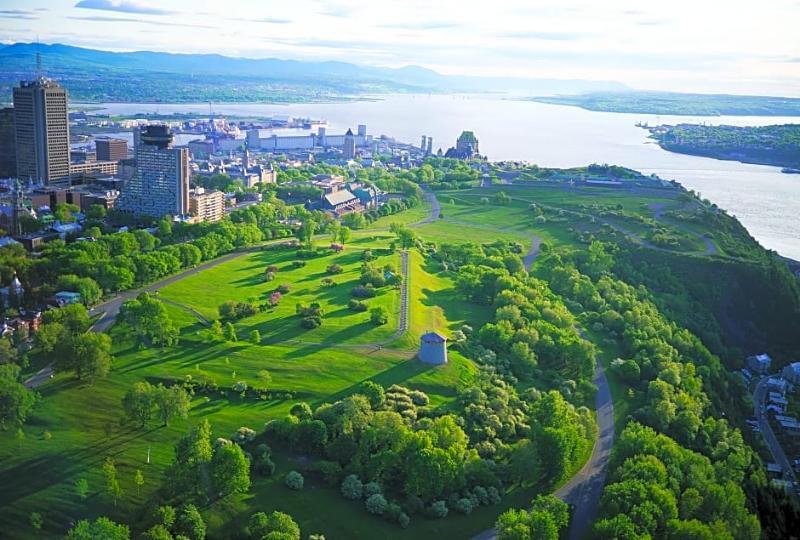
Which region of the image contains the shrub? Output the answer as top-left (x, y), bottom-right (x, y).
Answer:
top-left (277, 284), bottom-right (291, 294)
top-left (254, 445), bottom-right (275, 476)
top-left (454, 498), bottom-right (474, 515)
top-left (267, 265), bottom-right (279, 273)
top-left (301, 316), bottom-right (322, 329)
top-left (290, 402), bottom-right (312, 420)
top-left (403, 495), bottom-right (424, 515)
top-left (385, 502), bottom-right (403, 523)
top-left (330, 243), bottom-right (343, 252)
top-left (351, 284), bottom-right (376, 298)
top-left (370, 307), bottom-right (389, 325)
top-left (487, 486), bottom-right (501, 504)
top-left (291, 260), bottom-right (307, 269)
top-left (268, 291), bottom-right (282, 307)
top-left (285, 471), bottom-right (304, 490)
top-left (265, 271), bottom-right (275, 282)
top-left (365, 494), bottom-right (388, 515)
top-left (398, 513), bottom-right (410, 529)
top-left (363, 481), bottom-right (382, 498)
top-left (327, 264), bottom-right (343, 274)
top-left (473, 486), bottom-right (489, 506)
top-left (233, 427), bottom-right (256, 443)
top-left (233, 381), bottom-right (248, 393)
top-left (348, 299), bottom-right (368, 312)
top-left (341, 474), bottom-right (363, 500)
top-left (362, 250), bottom-right (374, 261)
top-left (427, 500), bottom-right (448, 519)
top-left (321, 278), bottom-right (336, 287)
top-left (408, 390), bottom-right (429, 406)
top-left (219, 300), bottom-right (258, 320)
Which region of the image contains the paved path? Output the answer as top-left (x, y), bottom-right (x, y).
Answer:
top-left (754, 374), bottom-right (797, 483)
top-left (555, 359), bottom-right (615, 540)
top-left (410, 190), bottom-right (441, 227)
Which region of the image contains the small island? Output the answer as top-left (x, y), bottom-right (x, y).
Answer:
top-left (527, 91), bottom-right (800, 116)
top-left (644, 123), bottom-right (800, 169)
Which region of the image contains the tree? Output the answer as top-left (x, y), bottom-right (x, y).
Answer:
top-left (248, 511), bottom-right (300, 540)
top-left (337, 226), bottom-right (351, 245)
top-left (86, 204), bottom-right (107, 220)
top-left (370, 306), bottom-right (389, 325)
top-left (223, 322), bottom-right (237, 342)
top-left (249, 329), bottom-right (261, 345)
top-left (57, 332), bottom-right (113, 382)
top-left (174, 503), bottom-right (206, 540)
top-left (340, 474), bottom-right (363, 500)
top-left (56, 275), bottom-right (102, 306)
top-left (102, 457), bottom-right (122, 506)
top-left (257, 370), bottom-right (272, 393)
top-left (123, 381), bottom-right (155, 427)
top-left (210, 319), bottom-right (223, 340)
top-left (154, 384), bottom-right (191, 427)
top-left (211, 443), bottom-right (251, 497)
top-left (0, 364), bottom-right (37, 429)
top-left (64, 517), bottom-right (130, 540)
top-left (158, 217), bottom-right (173, 237)
top-left (119, 293), bottom-right (179, 348)
top-left (359, 381), bottom-right (385, 409)
top-left (134, 469), bottom-right (145, 495)
top-left (0, 338), bottom-right (18, 364)
top-left (74, 477), bottom-right (89, 500)
top-left (30, 511), bottom-right (43, 530)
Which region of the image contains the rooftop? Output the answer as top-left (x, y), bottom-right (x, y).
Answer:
top-left (324, 190), bottom-right (358, 207)
top-left (421, 331), bottom-right (447, 343)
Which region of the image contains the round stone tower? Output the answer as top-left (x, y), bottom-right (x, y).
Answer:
top-left (419, 331), bottom-right (448, 365)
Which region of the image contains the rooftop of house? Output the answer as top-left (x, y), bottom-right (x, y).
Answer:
top-left (324, 190), bottom-right (358, 207)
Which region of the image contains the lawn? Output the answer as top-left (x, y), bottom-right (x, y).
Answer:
top-left (158, 237), bottom-right (401, 346)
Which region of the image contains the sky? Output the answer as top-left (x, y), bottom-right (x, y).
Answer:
top-left (0, 0), bottom-right (799, 96)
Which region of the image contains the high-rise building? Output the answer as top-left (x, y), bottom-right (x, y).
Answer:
top-left (189, 187), bottom-right (225, 223)
top-left (118, 125), bottom-right (190, 218)
top-left (13, 78), bottom-right (71, 185)
top-left (343, 128), bottom-right (356, 160)
top-left (0, 108), bottom-right (16, 178)
top-left (95, 138), bottom-right (128, 162)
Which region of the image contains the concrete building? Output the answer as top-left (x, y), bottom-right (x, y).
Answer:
top-left (95, 138), bottom-right (128, 162)
top-left (0, 107), bottom-right (16, 178)
top-left (343, 128), bottom-right (356, 160)
top-left (245, 125), bottom-right (372, 151)
top-left (321, 190), bottom-right (362, 216)
top-left (13, 78), bottom-right (71, 185)
top-left (419, 331), bottom-right (448, 365)
top-left (118, 125), bottom-right (190, 218)
top-left (782, 362), bottom-right (800, 386)
top-left (189, 187), bottom-right (225, 223)
top-left (747, 353), bottom-right (772, 375)
top-left (69, 160), bottom-right (119, 181)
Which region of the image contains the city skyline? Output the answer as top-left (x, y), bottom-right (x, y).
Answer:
top-left (0, 0), bottom-right (798, 96)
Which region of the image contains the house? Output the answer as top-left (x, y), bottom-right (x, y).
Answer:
top-left (747, 353), bottom-right (772, 374)
top-left (352, 186), bottom-right (380, 210)
top-left (767, 377), bottom-right (789, 394)
top-left (782, 362), bottom-right (800, 385)
top-left (54, 291), bottom-right (82, 306)
top-left (321, 190), bottom-right (363, 216)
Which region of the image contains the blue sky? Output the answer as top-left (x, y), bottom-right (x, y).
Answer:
top-left (0, 0), bottom-right (798, 95)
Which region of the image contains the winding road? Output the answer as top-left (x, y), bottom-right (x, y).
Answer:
top-left (753, 375), bottom-right (797, 483)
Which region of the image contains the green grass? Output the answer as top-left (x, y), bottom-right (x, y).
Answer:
top-left (158, 240), bottom-right (400, 346)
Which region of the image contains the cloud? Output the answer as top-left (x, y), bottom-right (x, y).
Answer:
top-left (0, 9), bottom-right (39, 20)
top-left (74, 0), bottom-right (175, 16)
top-left (499, 30), bottom-right (588, 41)
top-left (381, 21), bottom-right (460, 30)
top-left (68, 15), bottom-right (213, 29)
top-left (319, 2), bottom-right (352, 18)
top-left (254, 17), bottom-right (292, 24)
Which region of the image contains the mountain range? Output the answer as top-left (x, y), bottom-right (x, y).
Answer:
top-left (0, 42), bottom-right (628, 103)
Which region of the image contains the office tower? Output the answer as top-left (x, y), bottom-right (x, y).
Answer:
top-left (0, 108), bottom-right (15, 178)
top-left (95, 138), bottom-right (128, 161)
top-left (13, 78), bottom-right (71, 185)
top-left (118, 125), bottom-right (190, 217)
top-left (421, 135), bottom-right (427, 151)
top-left (357, 124), bottom-right (367, 137)
top-left (343, 128), bottom-right (356, 160)
top-left (426, 137), bottom-right (433, 156)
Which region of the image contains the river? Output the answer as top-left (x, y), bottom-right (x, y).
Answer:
top-left (79, 95), bottom-right (800, 260)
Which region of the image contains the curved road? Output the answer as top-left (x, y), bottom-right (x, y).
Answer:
top-left (754, 374), bottom-right (797, 483)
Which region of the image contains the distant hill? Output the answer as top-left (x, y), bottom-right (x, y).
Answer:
top-left (0, 42), bottom-right (628, 103)
top-left (528, 91), bottom-right (800, 116)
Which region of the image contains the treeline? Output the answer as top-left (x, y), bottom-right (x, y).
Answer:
top-left (536, 242), bottom-right (762, 538)
top-left (651, 124), bottom-right (800, 168)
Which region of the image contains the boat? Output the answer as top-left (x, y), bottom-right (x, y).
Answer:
top-left (781, 168), bottom-right (800, 174)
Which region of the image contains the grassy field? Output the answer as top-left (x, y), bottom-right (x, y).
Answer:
top-left (1, 187), bottom-right (647, 538)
